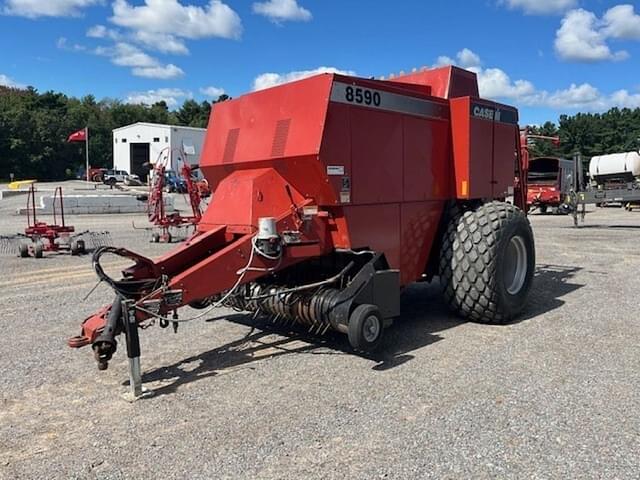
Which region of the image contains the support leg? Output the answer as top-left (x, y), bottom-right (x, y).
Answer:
top-left (122, 299), bottom-right (153, 401)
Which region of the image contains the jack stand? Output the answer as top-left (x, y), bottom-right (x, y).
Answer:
top-left (122, 299), bottom-right (154, 402)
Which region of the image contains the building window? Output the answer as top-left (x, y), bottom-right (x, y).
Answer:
top-left (165, 136), bottom-right (169, 143)
top-left (153, 137), bottom-right (160, 143)
top-left (114, 138), bottom-right (118, 143)
top-left (122, 138), bottom-right (127, 143)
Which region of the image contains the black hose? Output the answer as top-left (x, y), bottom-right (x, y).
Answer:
top-left (92, 246), bottom-right (158, 298)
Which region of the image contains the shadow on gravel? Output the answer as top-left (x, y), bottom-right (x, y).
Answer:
top-left (519, 264), bottom-right (585, 320)
top-left (142, 266), bottom-right (585, 396)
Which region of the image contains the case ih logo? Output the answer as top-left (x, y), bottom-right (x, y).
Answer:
top-left (470, 103), bottom-right (518, 125)
top-left (473, 105), bottom-right (500, 121)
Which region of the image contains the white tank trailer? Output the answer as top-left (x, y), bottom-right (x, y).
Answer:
top-left (589, 151), bottom-right (640, 186)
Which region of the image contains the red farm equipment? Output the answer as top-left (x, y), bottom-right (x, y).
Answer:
top-left (143, 148), bottom-right (204, 243)
top-left (68, 66), bottom-right (535, 399)
top-left (0, 185), bottom-right (112, 258)
top-left (521, 128), bottom-right (574, 214)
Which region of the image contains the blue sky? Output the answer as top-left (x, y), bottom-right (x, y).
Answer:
top-left (1, 0), bottom-right (639, 124)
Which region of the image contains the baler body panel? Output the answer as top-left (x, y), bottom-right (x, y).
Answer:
top-left (450, 97), bottom-right (519, 200)
top-left (392, 65), bottom-right (480, 99)
top-left (196, 72), bottom-right (519, 287)
top-left (321, 76), bottom-right (453, 284)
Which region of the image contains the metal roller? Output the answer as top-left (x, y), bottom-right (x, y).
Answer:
top-left (225, 284), bottom-right (343, 333)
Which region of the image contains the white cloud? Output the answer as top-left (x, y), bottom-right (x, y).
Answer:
top-left (253, 66), bottom-right (355, 91)
top-left (87, 24), bottom-right (121, 40)
top-left (57, 37), bottom-right (87, 52)
top-left (126, 88), bottom-right (192, 108)
top-left (602, 4), bottom-right (640, 40)
top-left (133, 31), bottom-right (189, 55)
top-left (2, 0), bottom-right (102, 18)
top-left (435, 48), bottom-right (481, 69)
top-left (477, 68), bottom-right (537, 99)
top-left (434, 48), bottom-right (640, 112)
top-left (0, 73), bottom-right (26, 89)
top-left (95, 42), bottom-right (184, 79)
top-left (97, 43), bottom-right (157, 67)
top-left (252, 0), bottom-right (311, 23)
top-left (132, 64), bottom-right (184, 79)
top-left (200, 86), bottom-right (225, 98)
top-left (500, 0), bottom-right (577, 15)
top-left (555, 8), bottom-right (631, 62)
top-left (111, 0), bottom-right (242, 40)
top-left (87, 24), bottom-right (187, 55)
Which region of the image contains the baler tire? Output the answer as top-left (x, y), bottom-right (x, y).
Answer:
top-left (348, 304), bottom-right (384, 353)
top-left (439, 201), bottom-right (535, 324)
top-left (19, 242), bottom-right (29, 258)
top-left (151, 232), bottom-right (160, 243)
top-left (539, 205), bottom-right (547, 214)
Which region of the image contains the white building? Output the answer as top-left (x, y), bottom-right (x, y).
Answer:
top-left (112, 122), bottom-right (207, 182)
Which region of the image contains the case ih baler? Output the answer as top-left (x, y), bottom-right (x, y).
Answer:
top-left (69, 66), bottom-right (535, 398)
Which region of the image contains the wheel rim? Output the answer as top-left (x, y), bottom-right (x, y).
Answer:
top-left (504, 235), bottom-right (528, 295)
top-left (362, 315), bottom-right (380, 343)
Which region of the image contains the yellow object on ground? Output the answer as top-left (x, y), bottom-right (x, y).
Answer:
top-left (8, 180), bottom-right (36, 190)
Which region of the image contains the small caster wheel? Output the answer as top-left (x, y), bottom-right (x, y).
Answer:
top-left (348, 304), bottom-right (384, 353)
top-left (34, 241), bottom-right (44, 259)
top-left (19, 242), bottom-right (29, 258)
top-left (151, 232), bottom-right (160, 243)
top-left (70, 239), bottom-right (80, 255)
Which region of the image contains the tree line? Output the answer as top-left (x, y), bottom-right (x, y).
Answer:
top-left (527, 108), bottom-right (640, 159)
top-left (0, 85), bottom-right (228, 180)
top-left (1, 84), bottom-right (639, 180)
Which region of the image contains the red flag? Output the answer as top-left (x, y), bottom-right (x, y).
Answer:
top-left (67, 128), bottom-right (87, 142)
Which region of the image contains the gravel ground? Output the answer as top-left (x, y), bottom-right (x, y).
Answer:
top-left (1, 182), bottom-right (639, 479)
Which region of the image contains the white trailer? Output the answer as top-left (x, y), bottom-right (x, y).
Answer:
top-left (112, 123), bottom-right (206, 182)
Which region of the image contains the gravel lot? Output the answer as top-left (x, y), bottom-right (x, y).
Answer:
top-left (1, 182), bottom-right (639, 479)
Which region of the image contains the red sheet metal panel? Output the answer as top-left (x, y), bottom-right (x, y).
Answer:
top-left (492, 111), bottom-right (519, 198)
top-left (198, 168), bottom-right (307, 230)
top-left (450, 97), bottom-right (518, 200)
top-left (200, 74), bottom-right (333, 184)
top-left (393, 66), bottom-right (479, 99)
top-left (402, 115), bottom-right (452, 201)
top-left (399, 201), bottom-right (444, 285)
top-left (350, 107), bottom-right (403, 204)
top-left (343, 203), bottom-right (401, 269)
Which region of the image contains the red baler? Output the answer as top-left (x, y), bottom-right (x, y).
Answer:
top-left (69, 66), bottom-right (535, 398)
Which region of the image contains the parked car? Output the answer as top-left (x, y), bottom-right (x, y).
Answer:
top-left (103, 169), bottom-right (140, 187)
top-left (164, 170), bottom-right (187, 193)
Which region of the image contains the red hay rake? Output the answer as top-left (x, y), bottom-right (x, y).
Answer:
top-left (0, 185), bottom-right (112, 258)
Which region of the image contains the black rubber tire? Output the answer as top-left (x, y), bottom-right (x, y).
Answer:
top-left (439, 201), bottom-right (535, 324)
top-left (151, 232), bottom-right (160, 243)
top-left (77, 239), bottom-right (86, 254)
top-left (348, 304), bottom-right (384, 352)
top-left (539, 205), bottom-right (548, 214)
top-left (166, 232), bottom-right (172, 243)
top-left (34, 241), bottom-right (44, 259)
top-left (70, 239), bottom-right (80, 255)
top-left (19, 242), bottom-right (29, 258)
